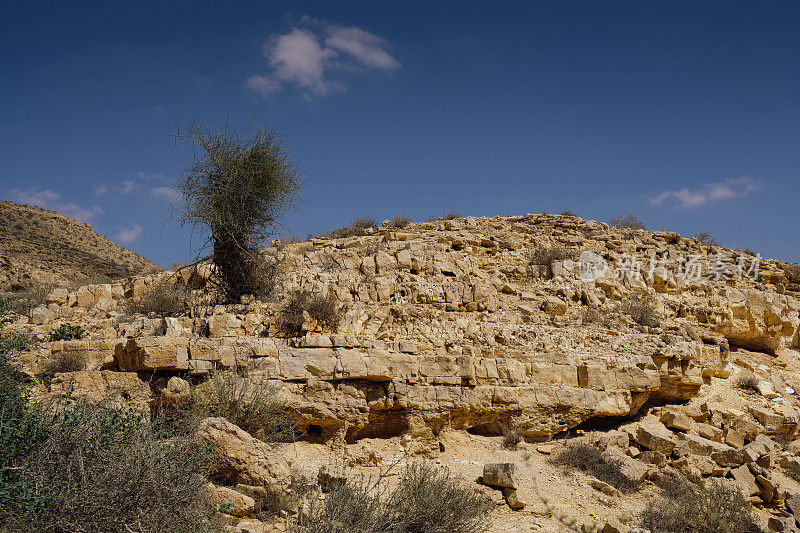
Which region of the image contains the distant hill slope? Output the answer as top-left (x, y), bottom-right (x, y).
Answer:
top-left (0, 201), bottom-right (161, 291)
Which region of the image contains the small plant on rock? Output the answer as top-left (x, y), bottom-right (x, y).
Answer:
top-left (781, 263), bottom-right (800, 284)
top-left (192, 370), bottom-right (295, 442)
top-left (619, 295), bottom-right (660, 328)
top-left (608, 213), bottom-right (645, 230)
top-left (328, 217), bottom-right (378, 239)
top-left (40, 350), bottom-right (87, 377)
top-left (736, 373), bottom-right (760, 395)
top-left (391, 215), bottom-right (413, 229)
top-left (279, 292), bottom-right (340, 336)
top-left (693, 232), bottom-right (720, 247)
top-left (126, 277), bottom-right (190, 316)
top-left (46, 323), bottom-right (85, 341)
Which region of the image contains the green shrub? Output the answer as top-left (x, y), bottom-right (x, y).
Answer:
top-left (294, 462), bottom-right (489, 533)
top-left (640, 475), bottom-right (760, 533)
top-left (126, 277), bottom-right (189, 316)
top-left (608, 213), bottom-right (645, 230)
top-left (279, 292), bottom-right (340, 336)
top-left (619, 295), bottom-right (660, 328)
top-left (553, 444), bottom-right (640, 493)
top-left (0, 336), bottom-right (218, 532)
top-left (192, 370), bottom-right (295, 442)
top-left (46, 323), bottom-right (85, 341)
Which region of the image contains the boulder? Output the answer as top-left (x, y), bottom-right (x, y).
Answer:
top-left (482, 463), bottom-right (517, 489)
top-left (196, 417), bottom-right (291, 486)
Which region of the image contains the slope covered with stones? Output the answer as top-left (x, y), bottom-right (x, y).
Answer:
top-left (0, 200), bottom-right (160, 291)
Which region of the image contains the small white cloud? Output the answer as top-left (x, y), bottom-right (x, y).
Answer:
top-left (6, 187), bottom-right (102, 223)
top-left (150, 186), bottom-right (181, 202)
top-left (325, 25), bottom-right (400, 71)
top-left (120, 180), bottom-right (136, 194)
top-left (246, 75), bottom-right (282, 97)
top-left (115, 224), bottom-right (143, 243)
top-left (247, 19), bottom-right (399, 99)
top-left (650, 177), bottom-right (761, 208)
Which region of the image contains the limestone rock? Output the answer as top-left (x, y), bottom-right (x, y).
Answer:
top-left (196, 417), bottom-right (291, 486)
top-left (482, 463), bottom-right (517, 489)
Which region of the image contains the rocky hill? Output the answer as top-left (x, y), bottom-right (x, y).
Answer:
top-left (0, 200), bottom-right (160, 291)
top-left (5, 213), bottom-right (800, 532)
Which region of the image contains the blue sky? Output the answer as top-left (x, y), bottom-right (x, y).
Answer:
top-left (1, 1), bottom-right (798, 266)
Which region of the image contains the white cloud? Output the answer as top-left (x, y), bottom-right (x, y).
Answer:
top-left (650, 177), bottom-right (761, 208)
top-left (115, 224), bottom-right (143, 243)
top-left (246, 75), bottom-right (282, 97)
top-left (150, 186), bottom-right (181, 202)
top-left (247, 20), bottom-right (399, 98)
top-left (325, 25), bottom-right (401, 70)
top-left (7, 187), bottom-right (102, 223)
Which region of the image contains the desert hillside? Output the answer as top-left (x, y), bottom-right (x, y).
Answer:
top-left (4, 213), bottom-right (800, 532)
top-left (0, 200), bottom-right (161, 291)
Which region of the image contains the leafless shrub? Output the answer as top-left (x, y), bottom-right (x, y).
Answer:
top-left (640, 475), bottom-right (759, 533)
top-left (560, 210), bottom-right (578, 217)
top-left (192, 370), bottom-right (295, 442)
top-left (736, 373), bottom-right (760, 395)
top-left (279, 292), bottom-right (340, 336)
top-left (553, 444), bottom-right (640, 493)
top-left (781, 263), bottom-right (800, 284)
top-left (328, 217), bottom-right (378, 239)
top-left (40, 350), bottom-right (87, 376)
top-left (619, 295), bottom-right (660, 328)
top-left (528, 245), bottom-right (576, 267)
top-left (441, 212), bottom-right (460, 220)
top-left (391, 215), bottom-right (413, 229)
top-left (608, 213), bottom-right (645, 230)
top-left (693, 232), bottom-right (720, 247)
top-left (126, 277), bottom-right (189, 316)
top-left (502, 425), bottom-right (523, 449)
top-left (293, 462), bottom-right (489, 533)
top-left (3, 284), bottom-right (53, 315)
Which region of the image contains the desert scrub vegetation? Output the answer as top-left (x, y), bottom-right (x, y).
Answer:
top-left (190, 370), bottom-right (295, 442)
top-left (279, 292), bottom-right (341, 336)
top-left (608, 213), bottom-right (645, 230)
top-left (38, 350), bottom-right (87, 380)
top-left (528, 245), bottom-right (576, 267)
top-left (619, 295), bottom-right (661, 328)
top-left (0, 329), bottom-right (218, 532)
top-left (126, 276), bottom-right (190, 316)
top-left (782, 263), bottom-right (800, 284)
top-left (553, 444), bottom-right (640, 493)
top-left (640, 475), bottom-right (760, 533)
top-left (46, 323), bottom-right (85, 341)
top-left (736, 373), bottom-right (761, 395)
top-left (390, 215), bottom-right (412, 229)
top-left (328, 217), bottom-right (379, 239)
top-left (693, 231), bottom-right (720, 247)
top-left (293, 462), bottom-right (490, 533)
top-left (175, 122), bottom-right (301, 303)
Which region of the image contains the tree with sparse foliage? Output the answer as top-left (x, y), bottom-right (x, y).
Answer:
top-left (175, 123), bottom-right (301, 302)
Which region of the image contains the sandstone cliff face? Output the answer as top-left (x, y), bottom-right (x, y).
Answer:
top-left (8, 214), bottom-right (800, 448)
